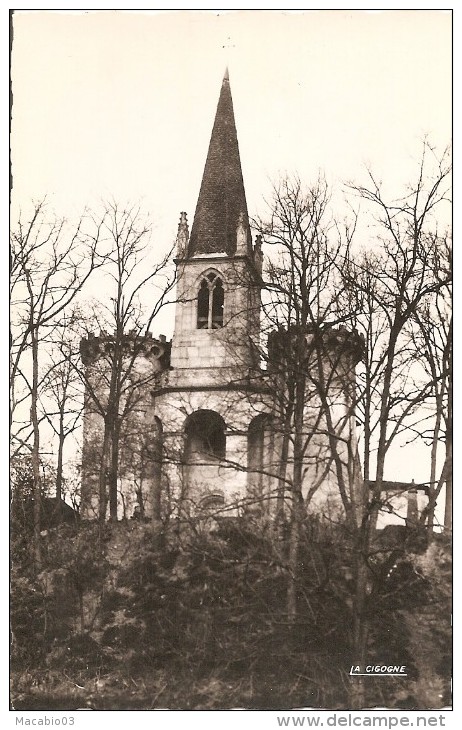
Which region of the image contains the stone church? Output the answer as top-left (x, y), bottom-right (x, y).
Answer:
top-left (80, 71), bottom-right (365, 524)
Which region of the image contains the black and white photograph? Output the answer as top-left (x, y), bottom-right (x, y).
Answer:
top-left (9, 8), bottom-right (452, 717)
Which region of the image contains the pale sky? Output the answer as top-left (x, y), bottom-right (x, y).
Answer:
top-left (11, 10), bottom-right (451, 225)
top-left (9, 9), bottom-right (452, 490)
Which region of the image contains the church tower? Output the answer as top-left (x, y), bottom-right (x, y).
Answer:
top-left (153, 70), bottom-right (270, 513)
top-left (170, 69), bottom-right (261, 379)
top-left (79, 70), bottom-right (365, 524)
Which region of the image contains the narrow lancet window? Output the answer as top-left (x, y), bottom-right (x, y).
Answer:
top-left (197, 279), bottom-right (210, 329)
top-left (197, 273), bottom-right (224, 329)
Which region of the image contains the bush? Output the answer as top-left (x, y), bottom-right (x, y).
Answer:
top-left (10, 518), bottom-right (451, 710)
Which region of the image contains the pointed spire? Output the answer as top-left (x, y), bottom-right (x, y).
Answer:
top-left (187, 71), bottom-right (252, 258)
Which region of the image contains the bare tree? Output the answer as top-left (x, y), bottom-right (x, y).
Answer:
top-left (39, 311), bottom-right (86, 519)
top-left (251, 143), bottom-right (451, 708)
top-left (345, 142), bottom-right (451, 529)
top-left (335, 141), bottom-right (452, 706)
top-left (408, 236), bottom-right (452, 533)
top-left (76, 201), bottom-right (176, 522)
top-left (253, 175), bottom-right (360, 622)
top-left (10, 201), bottom-right (103, 564)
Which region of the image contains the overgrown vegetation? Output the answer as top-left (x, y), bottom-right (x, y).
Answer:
top-left (10, 517), bottom-right (451, 710)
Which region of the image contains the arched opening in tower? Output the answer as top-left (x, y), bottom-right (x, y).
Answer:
top-left (183, 410), bottom-right (227, 498)
top-left (247, 414), bottom-right (273, 507)
top-left (185, 410), bottom-right (226, 460)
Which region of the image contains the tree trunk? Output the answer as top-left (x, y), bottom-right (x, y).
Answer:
top-left (444, 414), bottom-right (452, 531)
top-left (98, 426), bottom-right (111, 522)
top-left (371, 330), bottom-right (399, 536)
top-left (151, 427), bottom-right (164, 547)
top-left (276, 428), bottom-right (290, 520)
top-left (109, 423), bottom-right (120, 520)
top-left (363, 361), bottom-right (372, 484)
top-left (443, 361), bottom-right (452, 531)
top-left (426, 388), bottom-right (444, 536)
top-left (30, 327), bottom-right (42, 567)
top-left (287, 375), bottom-right (306, 622)
top-left (287, 489), bottom-right (303, 622)
top-left (54, 414), bottom-right (65, 523)
top-left (350, 527), bottom-right (369, 709)
top-left (275, 385), bottom-right (294, 522)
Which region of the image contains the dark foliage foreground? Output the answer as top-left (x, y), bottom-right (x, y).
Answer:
top-left (10, 517), bottom-right (451, 710)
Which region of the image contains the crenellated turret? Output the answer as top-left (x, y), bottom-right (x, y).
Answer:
top-left (267, 324), bottom-right (364, 381)
top-left (79, 329), bottom-right (169, 521)
top-left (80, 331), bottom-right (171, 370)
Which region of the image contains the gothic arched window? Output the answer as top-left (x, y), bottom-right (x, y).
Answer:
top-left (197, 272), bottom-right (224, 329)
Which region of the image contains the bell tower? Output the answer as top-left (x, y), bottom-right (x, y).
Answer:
top-left (170, 70), bottom-right (262, 379)
top-left (153, 70), bottom-right (268, 511)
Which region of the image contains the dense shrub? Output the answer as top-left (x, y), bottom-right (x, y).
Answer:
top-left (10, 517), bottom-right (451, 710)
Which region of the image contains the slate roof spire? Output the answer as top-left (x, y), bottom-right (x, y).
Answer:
top-left (188, 70), bottom-right (252, 258)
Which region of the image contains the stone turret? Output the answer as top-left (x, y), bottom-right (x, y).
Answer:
top-left (79, 330), bottom-right (170, 520)
top-left (267, 324), bottom-right (364, 374)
